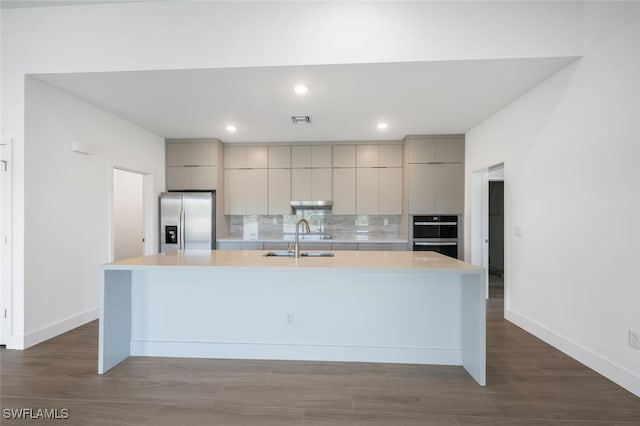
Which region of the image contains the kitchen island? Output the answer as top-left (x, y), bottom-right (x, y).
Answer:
top-left (99, 250), bottom-right (486, 385)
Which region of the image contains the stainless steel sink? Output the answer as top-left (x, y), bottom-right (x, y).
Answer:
top-left (300, 251), bottom-right (335, 257)
top-left (264, 251), bottom-right (334, 258)
top-left (263, 251), bottom-right (295, 257)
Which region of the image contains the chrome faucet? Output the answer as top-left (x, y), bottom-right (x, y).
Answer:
top-left (294, 218), bottom-right (311, 258)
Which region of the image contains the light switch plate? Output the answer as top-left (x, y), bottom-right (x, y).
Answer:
top-left (515, 226), bottom-right (523, 237)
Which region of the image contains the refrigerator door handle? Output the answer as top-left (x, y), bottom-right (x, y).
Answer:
top-left (179, 208), bottom-right (185, 250)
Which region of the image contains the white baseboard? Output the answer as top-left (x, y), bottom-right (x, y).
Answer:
top-left (21, 307), bottom-right (99, 349)
top-left (131, 340), bottom-right (463, 366)
top-left (506, 308), bottom-right (640, 398)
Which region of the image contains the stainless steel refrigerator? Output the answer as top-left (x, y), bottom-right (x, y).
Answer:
top-left (159, 191), bottom-right (216, 252)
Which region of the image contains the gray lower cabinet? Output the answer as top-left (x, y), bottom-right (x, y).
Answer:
top-left (217, 242), bottom-right (242, 250)
top-left (357, 243), bottom-right (383, 251)
top-left (240, 242), bottom-right (264, 250)
top-left (332, 243), bottom-right (358, 250)
top-left (263, 242), bottom-right (290, 250)
top-left (384, 243), bottom-right (409, 251)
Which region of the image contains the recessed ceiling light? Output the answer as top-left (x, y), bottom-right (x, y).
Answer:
top-left (225, 125), bottom-right (237, 133)
top-left (294, 84), bottom-right (309, 94)
top-left (377, 122), bottom-right (389, 129)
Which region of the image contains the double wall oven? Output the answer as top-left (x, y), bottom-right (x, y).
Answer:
top-left (412, 215), bottom-right (459, 259)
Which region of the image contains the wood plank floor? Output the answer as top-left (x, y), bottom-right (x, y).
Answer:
top-left (2, 297), bottom-right (639, 425)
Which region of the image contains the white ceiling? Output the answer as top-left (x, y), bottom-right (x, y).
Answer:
top-left (34, 57), bottom-right (578, 143)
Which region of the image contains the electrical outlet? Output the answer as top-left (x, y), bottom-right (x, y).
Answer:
top-left (286, 313), bottom-right (294, 326)
top-left (629, 330), bottom-right (640, 350)
top-left (272, 217), bottom-right (278, 225)
top-left (384, 218), bottom-right (389, 226)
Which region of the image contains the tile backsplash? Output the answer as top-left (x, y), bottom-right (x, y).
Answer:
top-left (229, 214), bottom-right (402, 240)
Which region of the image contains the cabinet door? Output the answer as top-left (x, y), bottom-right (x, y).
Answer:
top-left (269, 146), bottom-right (291, 169)
top-left (224, 169), bottom-right (246, 215)
top-left (331, 242), bottom-right (357, 250)
top-left (356, 168), bottom-right (379, 215)
top-left (408, 163), bottom-right (436, 214)
top-left (191, 166), bottom-right (216, 190)
top-left (407, 138), bottom-right (435, 164)
top-left (379, 167), bottom-right (402, 215)
top-left (312, 145), bottom-right (332, 167)
top-left (191, 142), bottom-right (216, 166)
top-left (435, 137), bottom-right (465, 163)
top-left (311, 168), bottom-right (332, 200)
top-left (245, 169), bottom-right (268, 214)
top-left (333, 145), bottom-right (356, 167)
top-left (246, 147), bottom-right (268, 169)
top-left (268, 169), bottom-right (291, 215)
top-left (380, 145), bottom-right (403, 167)
top-left (435, 163), bottom-right (464, 214)
top-left (332, 168), bottom-right (356, 214)
top-left (291, 169), bottom-right (311, 200)
top-left (217, 241), bottom-right (241, 250)
top-left (291, 146), bottom-right (312, 168)
top-left (166, 166), bottom-right (191, 190)
top-left (167, 143), bottom-right (191, 166)
top-left (357, 243), bottom-right (383, 251)
top-left (225, 147), bottom-right (246, 169)
top-left (356, 145), bottom-right (379, 167)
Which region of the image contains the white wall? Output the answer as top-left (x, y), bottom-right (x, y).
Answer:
top-left (23, 78), bottom-right (164, 347)
top-left (113, 169), bottom-right (144, 262)
top-left (465, 3), bottom-right (640, 396)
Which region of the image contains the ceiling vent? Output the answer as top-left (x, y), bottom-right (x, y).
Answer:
top-left (291, 115), bottom-right (311, 124)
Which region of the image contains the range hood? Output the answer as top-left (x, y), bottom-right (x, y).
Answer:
top-left (290, 200), bottom-right (332, 213)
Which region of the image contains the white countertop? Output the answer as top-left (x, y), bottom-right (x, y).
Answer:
top-left (106, 249), bottom-right (479, 272)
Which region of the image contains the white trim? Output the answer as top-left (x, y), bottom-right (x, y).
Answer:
top-left (506, 308), bottom-right (640, 398)
top-left (22, 307), bottom-right (98, 349)
top-left (130, 340), bottom-right (463, 366)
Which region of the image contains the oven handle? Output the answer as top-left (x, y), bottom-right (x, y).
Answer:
top-left (414, 242), bottom-right (457, 246)
top-left (414, 222), bottom-right (457, 226)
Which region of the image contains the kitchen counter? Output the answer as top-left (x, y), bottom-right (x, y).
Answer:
top-left (110, 249), bottom-right (478, 271)
top-left (100, 250), bottom-right (485, 385)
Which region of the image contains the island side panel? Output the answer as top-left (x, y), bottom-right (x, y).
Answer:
top-left (129, 268), bottom-right (463, 365)
top-left (461, 271), bottom-right (486, 385)
top-left (99, 269), bottom-right (132, 374)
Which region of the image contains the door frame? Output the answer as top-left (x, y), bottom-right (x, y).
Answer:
top-left (470, 162), bottom-right (506, 301)
top-left (110, 166), bottom-right (155, 263)
top-left (0, 139), bottom-right (13, 346)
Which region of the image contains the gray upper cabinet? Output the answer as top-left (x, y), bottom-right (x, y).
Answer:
top-left (407, 137), bottom-right (436, 164)
top-left (356, 144), bottom-right (402, 167)
top-left (406, 135), bottom-right (464, 214)
top-left (166, 140), bottom-right (218, 190)
top-left (435, 137), bottom-right (465, 163)
top-left (407, 136), bottom-right (464, 164)
top-left (333, 145), bottom-right (356, 168)
top-left (224, 146), bottom-right (268, 215)
top-left (355, 144), bottom-right (403, 215)
top-left (268, 146), bottom-right (291, 169)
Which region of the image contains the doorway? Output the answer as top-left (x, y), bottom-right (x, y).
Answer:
top-left (488, 179), bottom-right (504, 298)
top-left (113, 169), bottom-right (145, 261)
top-left (470, 163), bottom-right (506, 301)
